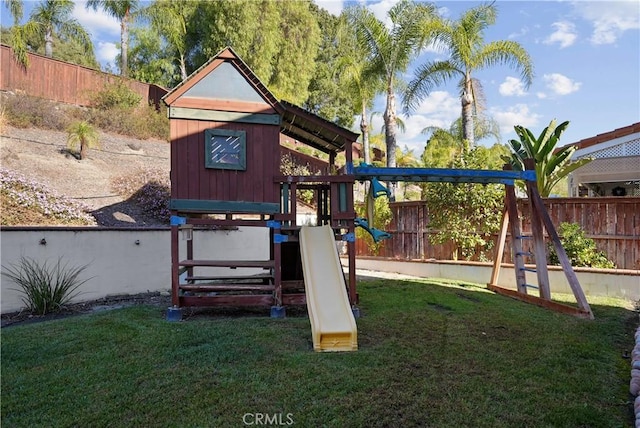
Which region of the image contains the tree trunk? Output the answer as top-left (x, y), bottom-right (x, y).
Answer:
top-left (461, 75), bottom-right (474, 148)
top-left (179, 54), bottom-right (188, 81)
top-left (120, 10), bottom-right (130, 77)
top-left (384, 84), bottom-right (397, 201)
top-left (79, 141), bottom-right (86, 160)
top-left (44, 28), bottom-right (53, 58)
top-left (360, 100), bottom-right (370, 165)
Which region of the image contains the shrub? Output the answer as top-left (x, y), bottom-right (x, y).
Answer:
top-left (2, 93), bottom-right (70, 130)
top-left (89, 80), bottom-right (142, 110)
top-left (66, 120), bottom-right (99, 160)
top-left (0, 168), bottom-right (95, 225)
top-left (548, 222), bottom-right (616, 268)
top-left (111, 168), bottom-right (170, 222)
top-left (2, 257), bottom-right (91, 315)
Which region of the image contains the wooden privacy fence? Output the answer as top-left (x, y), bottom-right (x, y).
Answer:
top-left (0, 44), bottom-right (167, 108)
top-left (355, 197), bottom-right (640, 270)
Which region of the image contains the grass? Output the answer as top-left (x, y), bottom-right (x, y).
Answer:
top-left (2, 278), bottom-right (637, 427)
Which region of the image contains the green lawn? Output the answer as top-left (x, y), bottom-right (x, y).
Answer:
top-left (1, 278), bottom-right (636, 427)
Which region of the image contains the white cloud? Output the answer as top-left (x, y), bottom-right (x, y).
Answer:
top-left (536, 92), bottom-right (547, 99)
top-left (368, 0), bottom-right (399, 27)
top-left (395, 91), bottom-right (460, 151)
top-left (508, 26), bottom-right (530, 40)
top-left (72, 1), bottom-right (120, 38)
top-left (543, 73), bottom-right (582, 95)
top-left (491, 104), bottom-right (541, 137)
top-left (313, 0), bottom-right (344, 17)
top-left (95, 41), bottom-right (118, 65)
top-left (573, 1), bottom-right (640, 45)
top-left (543, 21), bottom-right (577, 48)
top-left (499, 76), bottom-right (527, 97)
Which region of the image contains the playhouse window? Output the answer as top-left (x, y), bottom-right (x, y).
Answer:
top-left (204, 129), bottom-right (246, 170)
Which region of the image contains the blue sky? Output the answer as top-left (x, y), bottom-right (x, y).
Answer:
top-left (2, 1), bottom-right (639, 154)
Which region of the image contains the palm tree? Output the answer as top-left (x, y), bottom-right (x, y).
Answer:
top-left (346, 0), bottom-right (437, 186)
top-left (86, 0), bottom-right (140, 77)
top-left (506, 119), bottom-right (591, 197)
top-left (67, 121), bottom-right (99, 160)
top-left (143, 0), bottom-right (193, 81)
top-left (3, 0), bottom-right (23, 24)
top-left (404, 3), bottom-right (534, 147)
top-left (17, 0), bottom-right (92, 59)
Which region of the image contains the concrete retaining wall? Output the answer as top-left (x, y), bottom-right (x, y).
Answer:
top-left (353, 257), bottom-right (639, 301)
top-left (1, 228), bottom-right (269, 313)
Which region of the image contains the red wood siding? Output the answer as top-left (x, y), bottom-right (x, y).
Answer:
top-left (170, 118), bottom-right (281, 204)
top-left (356, 198), bottom-right (640, 270)
top-left (0, 45), bottom-right (166, 108)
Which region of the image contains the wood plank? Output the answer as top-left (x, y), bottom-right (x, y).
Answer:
top-left (179, 260), bottom-right (275, 268)
top-left (179, 284), bottom-right (275, 292)
top-left (170, 199), bottom-right (280, 214)
top-left (184, 274), bottom-right (272, 282)
top-left (282, 294), bottom-right (307, 306)
top-left (487, 284), bottom-right (593, 319)
top-left (180, 294), bottom-right (274, 307)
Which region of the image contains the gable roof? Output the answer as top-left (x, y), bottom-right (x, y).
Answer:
top-left (562, 122), bottom-right (640, 151)
top-left (163, 47), bottom-right (359, 154)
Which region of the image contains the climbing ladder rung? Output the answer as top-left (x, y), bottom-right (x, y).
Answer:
top-left (524, 284), bottom-right (539, 289)
top-left (519, 267), bottom-right (537, 273)
top-left (516, 251), bottom-right (534, 257)
top-left (515, 235), bottom-right (533, 239)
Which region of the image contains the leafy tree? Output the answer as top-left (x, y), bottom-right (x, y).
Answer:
top-left (505, 119), bottom-right (592, 197)
top-left (404, 3), bottom-right (533, 146)
top-left (86, 0), bottom-right (141, 77)
top-left (303, 4), bottom-right (358, 129)
top-left (126, 26), bottom-right (176, 87)
top-left (423, 145), bottom-right (506, 260)
top-left (142, 0), bottom-right (194, 83)
top-left (12, 0), bottom-right (92, 61)
top-left (186, 0), bottom-right (320, 104)
top-left (66, 120), bottom-right (99, 160)
top-left (548, 223), bottom-right (615, 268)
top-left (346, 0), bottom-right (437, 182)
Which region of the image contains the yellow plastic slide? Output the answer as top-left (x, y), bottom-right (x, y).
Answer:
top-left (299, 225), bottom-right (358, 352)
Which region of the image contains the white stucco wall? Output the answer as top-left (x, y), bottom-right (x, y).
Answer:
top-left (353, 258), bottom-right (640, 301)
top-left (1, 228), bottom-right (269, 313)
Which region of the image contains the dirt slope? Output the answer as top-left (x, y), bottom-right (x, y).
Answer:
top-left (1, 125), bottom-right (170, 227)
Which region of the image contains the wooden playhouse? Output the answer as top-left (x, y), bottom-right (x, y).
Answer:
top-left (162, 47), bottom-right (360, 315)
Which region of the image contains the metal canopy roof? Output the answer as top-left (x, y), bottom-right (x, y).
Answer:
top-left (279, 101), bottom-right (360, 154)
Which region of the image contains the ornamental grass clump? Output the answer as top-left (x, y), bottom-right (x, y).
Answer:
top-left (2, 257), bottom-right (91, 315)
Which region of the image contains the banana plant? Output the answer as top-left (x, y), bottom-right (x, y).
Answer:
top-left (505, 119), bottom-right (592, 197)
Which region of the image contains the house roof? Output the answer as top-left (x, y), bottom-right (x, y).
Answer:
top-left (562, 122), bottom-right (640, 151)
top-left (162, 47), bottom-right (359, 154)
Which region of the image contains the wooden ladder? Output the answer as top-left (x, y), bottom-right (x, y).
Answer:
top-left (488, 165), bottom-right (594, 319)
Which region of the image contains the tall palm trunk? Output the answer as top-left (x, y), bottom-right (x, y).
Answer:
top-left (179, 54), bottom-right (188, 81)
top-left (384, 84), bottom-right (398, 200)
top-left (360, 99), bottom-right (370, 165)
top-left (120, 9), bottom-right (130, 77)
top-left (44, 27), bottom-right (53, 57)
top-left (461, 74), bottom-right (474, 148)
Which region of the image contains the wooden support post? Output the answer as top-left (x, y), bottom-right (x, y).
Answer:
top-left (271, 225), bottom-right (282, 308)
top-left (489, 209), bottom-right (509, 287)
top-left (186, 226), bottom-right (194, 282)
top-left (506, 179), bottom-right (528, 294)
top-left (529, 189), bottom-right (594, 319)
top-left (524, 159), bottom-right (551, 300)
top-left (170, 224), bottom-right (180, 307)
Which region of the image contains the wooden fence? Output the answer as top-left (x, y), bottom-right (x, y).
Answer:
top-left (0, 44), bottom-right (167, 108)
top-left (355, 197), bottom-right (640, 270)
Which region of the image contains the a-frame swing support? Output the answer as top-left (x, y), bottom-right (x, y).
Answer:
top-left (354, 159), bottom-right (594, 320)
